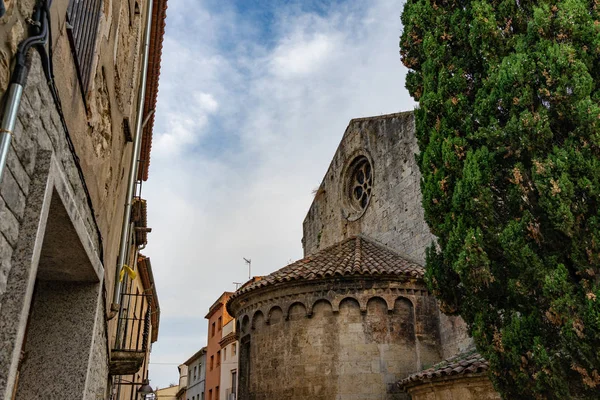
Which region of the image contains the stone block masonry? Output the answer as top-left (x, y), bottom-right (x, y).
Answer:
top-left (301, 111), bottom-right (473, 366)
top-left (302, 112), bottom-right (432, 265)
top-left (0, 52), bottom-right (101, 302)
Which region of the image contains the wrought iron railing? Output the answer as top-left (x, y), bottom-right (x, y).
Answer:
top-left (114, 292), bottom-right (151, 353)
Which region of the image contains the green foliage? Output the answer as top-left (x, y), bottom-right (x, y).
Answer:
top-left (400, 0), bottom-right (600, 398)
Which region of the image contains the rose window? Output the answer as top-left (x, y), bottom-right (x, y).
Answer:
top-left (349, 157), bottom-right (373, 212)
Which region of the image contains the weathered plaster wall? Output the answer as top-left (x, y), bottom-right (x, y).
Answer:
top-left (233, 278), bottom-right (443, 400)
top-left (404, 376), bottom-right (501, 400)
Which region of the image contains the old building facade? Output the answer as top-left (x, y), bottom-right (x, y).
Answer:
top-left (185, 347), bottom-right (207, 400)
top-left (219, 319), bottom-right (238, 400)
top-left (228, 112), bottom-right (498, 399)
top-left (206, 292), bottom-right (233, 400)
top-left (0, 0), bottom-right (166, 397)
top-left (176, 363), bottom-right (188, 400)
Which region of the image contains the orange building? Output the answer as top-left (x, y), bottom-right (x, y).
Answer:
top-left (205, 292), bottom-right (233, 400)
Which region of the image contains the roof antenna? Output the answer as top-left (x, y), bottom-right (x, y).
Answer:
top-left (243, 257), bottom-right (251, 280)
top-left (233, 282), bottom-right (242, 290)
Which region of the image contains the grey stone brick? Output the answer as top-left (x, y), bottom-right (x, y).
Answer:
top-left (0, 168), bottom-right (25, 219)
top-left (0, 234), bottom-right (13, 295)
top-left (0, 197), bottom-right (19, 247)
top-left (6, 148), bottom-right (30, 195)
top-left (11, 119), bottom-right (37, 177)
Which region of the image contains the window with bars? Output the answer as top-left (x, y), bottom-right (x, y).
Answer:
top-left (66, 0), bottom-right (103, 95)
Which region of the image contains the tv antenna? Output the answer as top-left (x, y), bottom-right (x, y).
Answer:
top-left (233, 282), bottom-right (242, 290)
top-left (243, 257), bottom-right (251, 280)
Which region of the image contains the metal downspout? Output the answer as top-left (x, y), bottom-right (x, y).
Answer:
top-left (111, 0), bottom-right (154, 314)
top-left (0, 0), bottom-right (49, 184)
top-left (0, 85), bottom-right (23, 182)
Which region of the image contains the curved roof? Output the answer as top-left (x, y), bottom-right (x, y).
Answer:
top-left (229, 235), bottom-right (424, 303)
top-left (397, 349), bottom-right (489, 389)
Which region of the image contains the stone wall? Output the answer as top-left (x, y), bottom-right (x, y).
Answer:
top-left (302, 112), bottom-right (432, 264)
top-left (404, 376), bottom-right (501, 400)
top-left (0, 0), bottom-right (147, 319)
top-left (302, 111), bottom-right (473, 361)
top-left (232, 278), bottom-right (443, 400)
top-left (0, 0), bottom-right (149, 397)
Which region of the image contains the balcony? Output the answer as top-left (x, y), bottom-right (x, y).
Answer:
top-left (109, 292), bottom-right (152, 375)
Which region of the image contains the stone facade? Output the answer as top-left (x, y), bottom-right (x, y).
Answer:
top-left (302, 112), bottom-right (472, 359)
top-left (0, 0), bottom-right (166, 397)
top-left (228, 236), bottom-right (442, 400)
top-left (404, 376), bottom-right (500, 400)
top-left (302, 112), bottom-right (431, 264)
top-left (228, 112), bottom-right (498, 400)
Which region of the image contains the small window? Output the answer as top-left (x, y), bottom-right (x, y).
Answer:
top-left (223, 348), bottom-right (227, 361)
top-left (194, 366), bottom-right (197, 381)
top-left (232, 343), bottom-right (236, 356)
top-left (201, 393), bottom-right (204, 400)
top-left (209, 389), bottom-right (212, 400)
top-left (232, 370), bottom-right (237, 394)
top-left (216, 351), bottom-right (221, 367)
top-left (212, 322), bottom-right (216, 337)
top-left (66, 0), bottom-right (102, 94)
top-left (210, 355), bottom-right (214, 370)
top-left (218, 316), bottom-right (222, 330)
top-left (215, 386), bottom-right (220, 399)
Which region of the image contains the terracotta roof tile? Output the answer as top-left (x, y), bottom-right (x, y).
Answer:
top-left (397, 348), bottom-right (489, 388)
top-left (230, 235), bottom-right (424, 302)
top-left (139, 0), bottom-right (168, 182)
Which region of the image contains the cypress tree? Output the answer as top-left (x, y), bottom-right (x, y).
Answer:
top-left (400, 1), bottom-right (600, 398)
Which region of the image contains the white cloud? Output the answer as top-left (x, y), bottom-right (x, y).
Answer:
top-left (194, 92), bottom-right (219, 113)
top-left (271, 33), bottom-right (336, 78)
top-left (145, 0), bottom-right (415, 388)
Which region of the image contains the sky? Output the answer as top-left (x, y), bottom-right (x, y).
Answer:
top-left (143, 0), bottom-right (415, 389)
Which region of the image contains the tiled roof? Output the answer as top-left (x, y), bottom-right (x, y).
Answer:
top-left (397, 349), bottom-right (489, 388)
top-left (138, 0), bottom-right (168, 182)
top-left (230, 235), bottom-right (424, 301)
top-left (183, 347), bottom-right (207, 366)
top-left (138, 255), bottom-right (160, 343)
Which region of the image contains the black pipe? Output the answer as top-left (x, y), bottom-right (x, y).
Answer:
top-left (12, 1), bottom-right (48, 86)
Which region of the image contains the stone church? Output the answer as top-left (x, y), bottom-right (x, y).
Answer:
top-left (227, 112), bottom-right (501, 399)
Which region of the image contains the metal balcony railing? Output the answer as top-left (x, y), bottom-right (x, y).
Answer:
top-left (109, 292), bottom-right (152, 375)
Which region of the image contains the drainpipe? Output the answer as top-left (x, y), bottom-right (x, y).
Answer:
top-left (0, 1), bottom-right (48, 184)
top-left (111, 0), bottom-right (154, 315)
